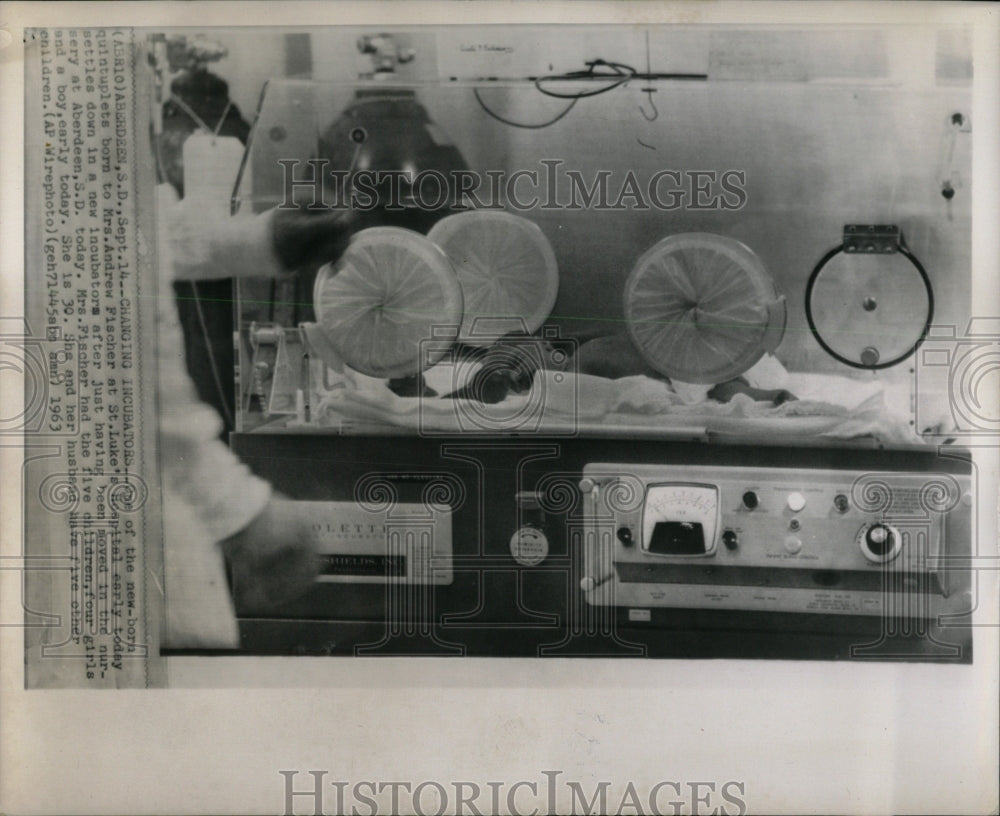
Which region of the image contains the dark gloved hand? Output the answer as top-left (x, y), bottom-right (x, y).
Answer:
top-left (271, 207), bottom-right (358, 272)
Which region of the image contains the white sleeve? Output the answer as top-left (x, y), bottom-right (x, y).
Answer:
top-left (155, 184), bottom-right (274, 647)
top-left (155, 183), bottom-right (273, 540)
top-left (161, 187), bottom-right (284, 281)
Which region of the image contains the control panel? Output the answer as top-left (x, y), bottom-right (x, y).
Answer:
top-left (578, 463), bottom-right (972, 616)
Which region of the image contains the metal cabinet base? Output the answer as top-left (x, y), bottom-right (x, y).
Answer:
top-left (228, 434), bottom-right (975, 663)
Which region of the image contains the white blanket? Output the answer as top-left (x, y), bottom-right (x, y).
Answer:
top-left (310, 356), bottom-right (921, 445)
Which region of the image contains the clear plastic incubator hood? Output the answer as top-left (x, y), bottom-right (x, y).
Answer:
top-left (231, 52), bottom-right (972, 449)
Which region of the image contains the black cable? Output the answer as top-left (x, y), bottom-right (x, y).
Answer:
top-left (534, 59), bottom-right (638, 99)
top-left (473, 88), bottom-right (578, 129)
top-left (191, 280), bottom-right (236, 428)
top-left (473, 59), bottom-right (706, 129)
top-left (536, 59), bottom-right (706, 97)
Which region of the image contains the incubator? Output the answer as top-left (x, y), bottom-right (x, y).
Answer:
top-left (222, 27), bottom-right (978, 659)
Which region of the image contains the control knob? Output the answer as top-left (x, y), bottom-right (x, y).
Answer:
top-left (857, 522), bottom-right (902, 563)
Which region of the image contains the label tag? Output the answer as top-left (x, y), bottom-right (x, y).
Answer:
top-left (182, 134), bottom-right (245, 213)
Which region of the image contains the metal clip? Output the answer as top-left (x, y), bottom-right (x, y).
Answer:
top-left (842, 224), bottom-right (902, 255)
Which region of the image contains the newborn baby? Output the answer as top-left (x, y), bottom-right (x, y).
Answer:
top-left (568, 333), bottom-right (796, 406)
top-left (390, 333), bottom-right (796, 405)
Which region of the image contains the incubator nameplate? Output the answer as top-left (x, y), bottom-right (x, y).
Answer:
top-left (298, 501), bottom-right (453, 585)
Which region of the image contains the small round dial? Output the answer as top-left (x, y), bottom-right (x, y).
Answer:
top-left (510, 526), bottom-right (549, 566)
top-left (857, 522), bottom-right (902, 563)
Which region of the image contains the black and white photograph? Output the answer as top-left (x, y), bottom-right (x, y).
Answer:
top-left (2, 2), bottom-right (998, 815)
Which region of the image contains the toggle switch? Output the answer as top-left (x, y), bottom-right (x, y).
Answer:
top-left (580, 572), bottom-right (614, 592)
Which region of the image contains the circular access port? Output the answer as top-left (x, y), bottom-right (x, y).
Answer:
top-left (805, 243), bottom-right (933, 370)
top-left (742, 491), bottom-right (759, 510)
top-left (857, 523), bottom-right (902, 563)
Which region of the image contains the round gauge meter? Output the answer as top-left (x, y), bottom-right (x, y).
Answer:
top-left (641, 484), bottom-right (720, 557)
